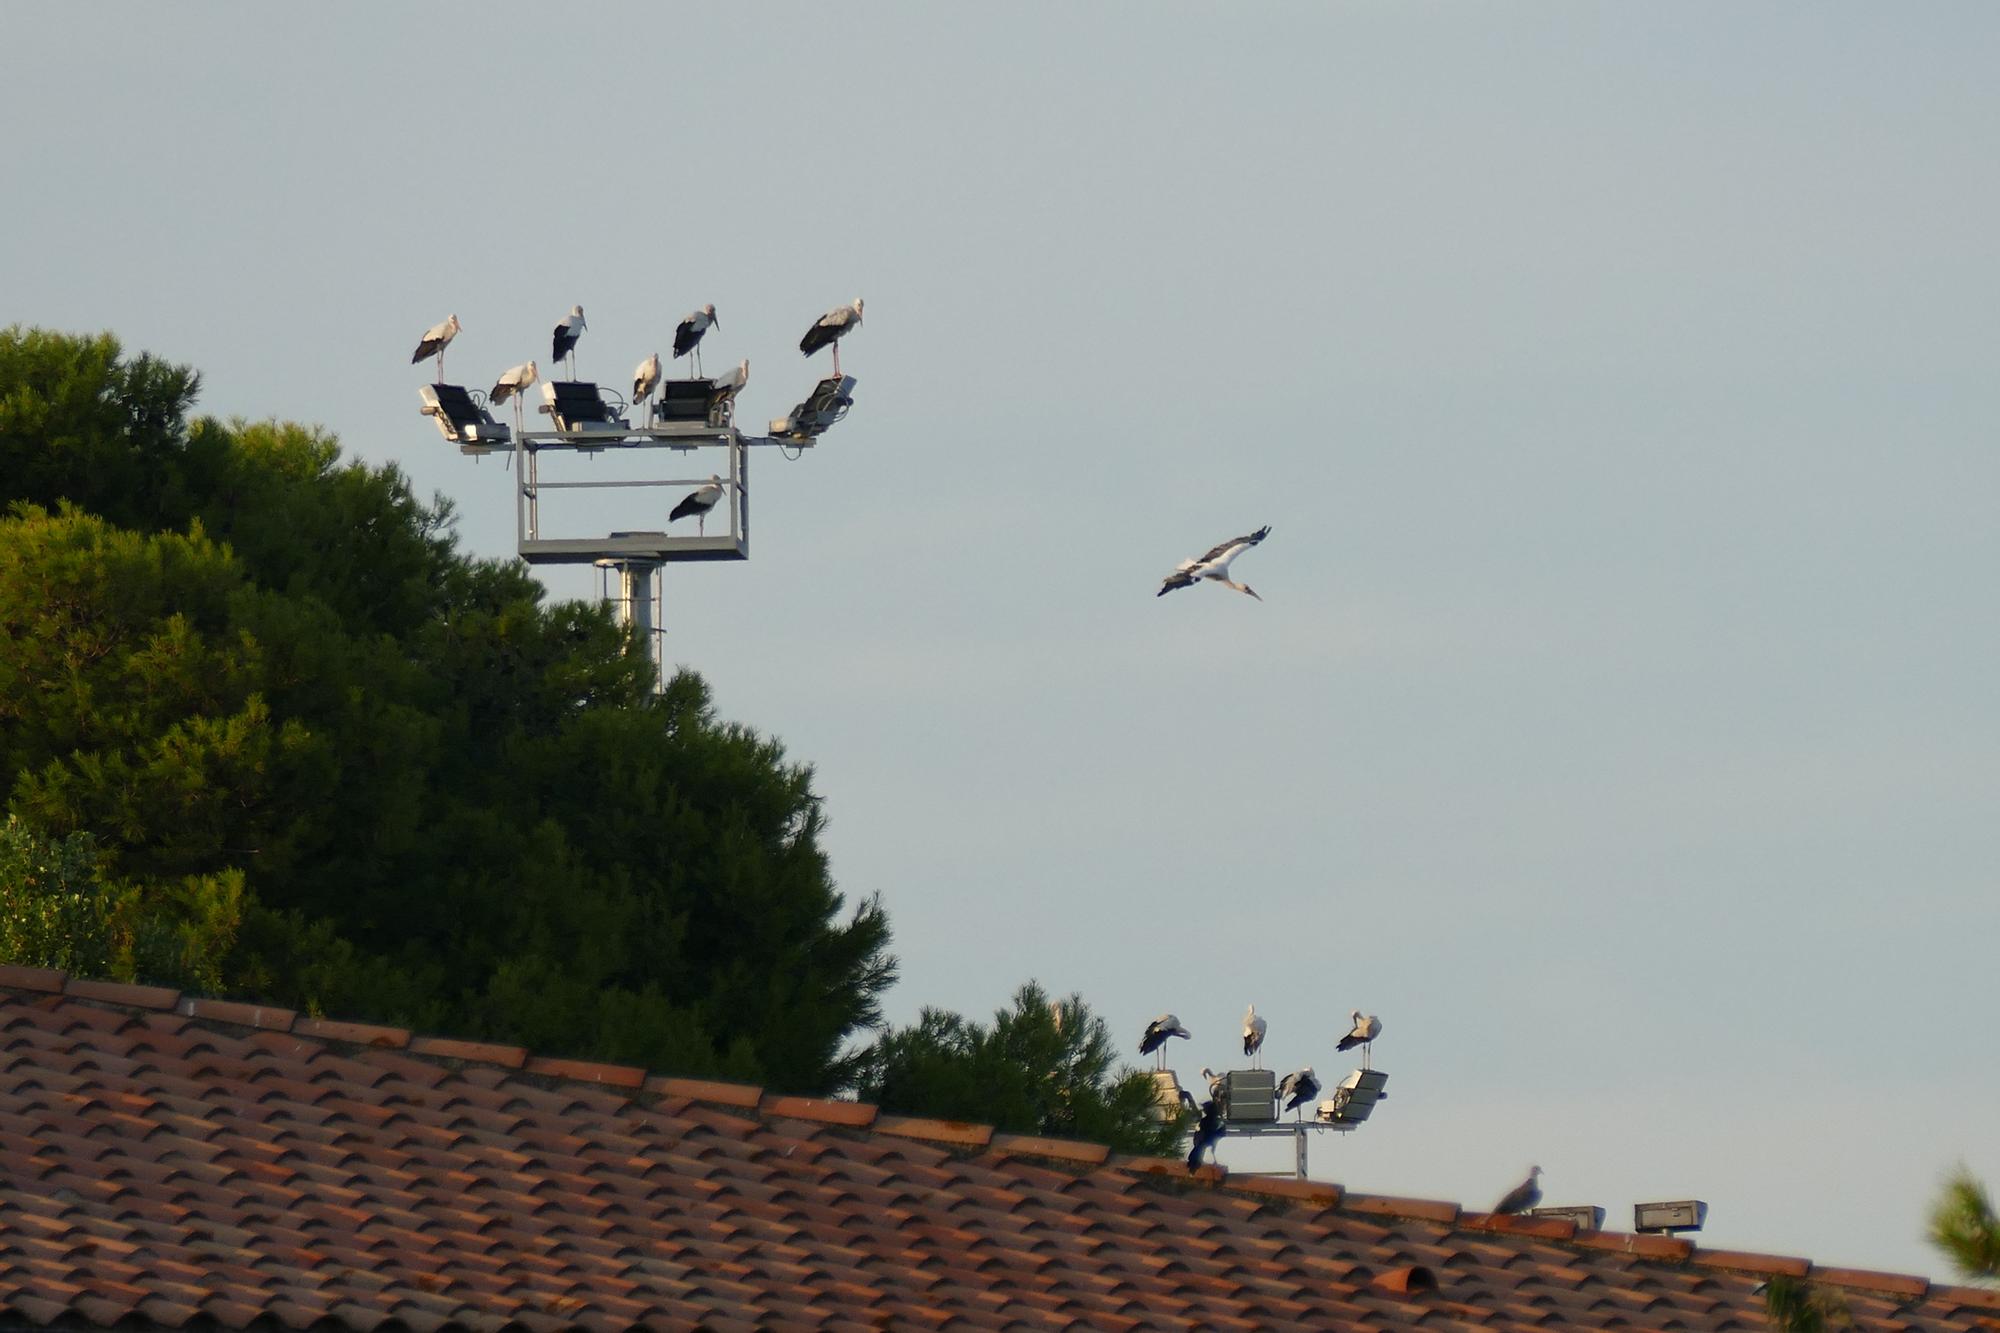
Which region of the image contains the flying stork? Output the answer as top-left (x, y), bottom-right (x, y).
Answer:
top-left (669, 475), bottom-right (725, 535)
top-left (1157, 525), bottom-right (1272, 600)
top-left (551, 305), bottom-right (587, 376)
top-left (1278, 1067), bottom-right (1321, 1118)
top-left (489, 360), bottom-right (538, 405)
top-left (800, 298), bottom-right (863, 376)
top-left (1242, 1005), bottom-right (1267, 1068)
top-left (1137, 1013), bottom-right (1190, 1069)
top-left (1492, 1166), bottom-right (1543, 1216)
top-left (411, 314), bottom-right (461, 380)
top-left (633, 352), bottom-right (662, 423)
top-left (674, 304), bottom-right (718, 375)
top-left (1336, 1010), bottom-right (1383, 1068)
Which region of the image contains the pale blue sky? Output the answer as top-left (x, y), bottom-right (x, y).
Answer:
top-left (6, 2), bottom-right (1997, 1279)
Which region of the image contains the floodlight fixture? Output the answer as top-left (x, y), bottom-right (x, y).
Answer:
top-left (1314, 1068), bottom-right (1390, 1125)
top-left (1529, 1205), bottom-right (1606, 1231)
top-left (540, 380), bottom-right (631, 436)
top-left (1150, 1069), bottom-right (1192, 1121)
top-left (770, 373), bottom-right (856, 442)
top-left (1634, 1200), bottom-right (1708, 1234)
top-left (419, 383), bottom-right (510, 449)
top-left (1221, 1069), bottom-right (1277, 1125)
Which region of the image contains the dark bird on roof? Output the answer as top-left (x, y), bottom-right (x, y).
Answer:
top-left (1493, 1166), bottom-right (1544, 1216)
top-left (1278, 1067), bottom-right (1321, 1117)
top-left (669, 474), bottom-right (725, 535)
top-left (674, 304), bottom-right (718, 373)
top-left (411, 314), bottom-right (461, 378)
top-left (800, 298), bottom-right (864, 375)
top-left (1157, 526), bottom-right (1272, 600)
top-left (1186, 1099), bottom-right (1225, 1174)
top-left (552, 305), bottom-right (587, 374)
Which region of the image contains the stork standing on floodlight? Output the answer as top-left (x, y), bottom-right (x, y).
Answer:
top-left (1138, 1014), bottom-right (1190, 1070)
top-left (1493, 1166), bottom-right (1543, 1216)
top-left (669, 475), bottom-right (725, 535)
top-left (1157, 526), bottom-right (1272, 600)
top-left (674, 304), bottom-right (717, 376)
top-left (412, 314), bottom-right (461, 381)
top-left (552, 305), bottom-right (586, 377)
top-left (1278, 1067), bottom-right (1320, 1119)
top-left (1336, 1010), bottom-right (1383, 1069)
top-left (490, 361), bottom-right (538, 434)
top-left (1242, 1005), bottom-right (1267, 1069)
top-left (633, 353), bottom-right (662, 426)
top-left (800, 298), bottom-right (863, 377)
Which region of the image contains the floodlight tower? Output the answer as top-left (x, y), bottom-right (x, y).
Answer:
top-left (421, 342), bottom-right (857, 690)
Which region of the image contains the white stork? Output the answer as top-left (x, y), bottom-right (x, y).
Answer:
top-left (411, 314), bottom-right (461, 380)
top-left (1137, 1013), bottom-right (1190, 1069)
top-left (1336, 1010), bottom-right (1383, 1068)
top-left (1157, 525), bottom-right (1272, 600)
top-left (800, 298), bottom-right (863, 376)
top-left (1199, 1066), bottom-right (1227, 1101)
top-left (708, 358), bottom-right (750, 421)
top-left (674, 303), bottom-right (718, 375)
top-left (1493, 1166), bottom-right (1543, 1216)
top-left (489, 360), bottom-right (538, 405)
top-left (1242, 1005), bottom-right (1267, 1068)
top-left (552, 305), bottom-right (586, 376)
top-left (1278, 1066), bottom-right (1321, 1118)
top-left (669, 474), bottom-right (725, 535)
top-left (633, 352), bottom-right (662, 423)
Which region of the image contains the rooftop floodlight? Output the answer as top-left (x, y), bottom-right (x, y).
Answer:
top-left (540, 380), bottom-right (630, 437)
top-left (1150, 1069), bottom-right (1193, 1122)
top-left (770, 372), bottom-right (856, 442)
top-left (1529, 1205), bottom-right (1606, 1231)
top-left (419, 383), bottom-right (511, 450)
top-left (1634, 1200), bottom-right (1708, 1234)
top-left (654, 378), bottom-right (715, 426)
top-left (1221, 1069), bottom-right (1277, 1125)
top-left (1314, 1068), bottom-right (1390, 1126)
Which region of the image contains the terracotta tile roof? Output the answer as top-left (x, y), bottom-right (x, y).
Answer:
top-left (1, 968), bottom-right (1995, 1330)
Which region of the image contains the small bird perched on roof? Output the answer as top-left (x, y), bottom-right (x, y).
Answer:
top-left (1278, 1067), bottom-right (1321, 1116)
top-left (1493, 1166), bottom-right (1543, 1216)
top-left (411, 314), bottom-right (461, 378)
top-left (1157, 526), bottom-right (1272, 600)
top-left (669, 474), bottom-right (725, 535)
top-left (489, 360), bottom-right (537, 405)
top-left (1186, 1099), bottom-right (1225, 1174)
top-left (1242, 1005), bottom-right (1268, 1066)
top-left (674, 303), bottom-right (718, 374)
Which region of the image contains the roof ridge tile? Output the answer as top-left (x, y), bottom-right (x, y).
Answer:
top-left (0, 964), bottom-right (67, 993)
top-left (64, 977), bottom-right (180, 1010)
top-left (1687, 1246), bottom-right (1811, 1279)
top-left (761, 1095), bottom-right (879, 1129)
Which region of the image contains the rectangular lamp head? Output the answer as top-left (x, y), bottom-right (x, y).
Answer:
top-left (1634, 1200), bottom-right (1708, 1234)
top-left (1222, 1069), bottom-right (1276, 1124)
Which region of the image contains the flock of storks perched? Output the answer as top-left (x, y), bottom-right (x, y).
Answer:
top-left (410, 301), bottom-right (1534, 1209)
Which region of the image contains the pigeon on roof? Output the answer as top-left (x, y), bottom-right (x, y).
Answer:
top-left (1493, 1166), bottom-right (1544, 1216)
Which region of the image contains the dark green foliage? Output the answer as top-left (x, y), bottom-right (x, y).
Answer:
top-left (856, 982), bottom-right (1186, 1156)
top-left (1761, 1275), bottom-right (1852, 1331)
top-left (0, 327), bottom-right (894, 1093)
top-left (1929, 1166), bottom-right (2000, 1283)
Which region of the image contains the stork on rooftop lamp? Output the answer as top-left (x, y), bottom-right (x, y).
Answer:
top-left (800, 298), bottom-right (863, 377)
top-left (1242, 1004), bottom-right (1268, 1070)
top-left (1278, 1067), bottom-right (1321, 1120)
top-left (1138, 1013), bottom-right (1190, 1071)
top-left (633, 352), bottom-right (662, 426)
top-left (552, 305), bottom-right (587, 378)
top-left (490, 360), bottom-right (538, 436)
top-left (1336, 1010), bottom-right (1383, 1070)
top-left (412, 314), bottom-right (461, 381)
top-left (675, 304), bottom-right (718, 376)
top-left (1157, 526), bottom-right (1272, 601)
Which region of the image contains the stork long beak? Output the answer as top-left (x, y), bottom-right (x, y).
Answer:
top-left (711, 314), bottom-right (720, 331)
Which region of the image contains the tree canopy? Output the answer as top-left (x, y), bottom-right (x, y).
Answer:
top-left (1929, 1166), bottom-right (2000, 1284)
top-left (855, 981), bottom-right (1184, 1156)
top-left (0, 327), bottom-right (893, 1093)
